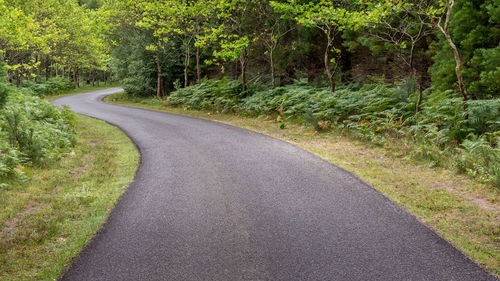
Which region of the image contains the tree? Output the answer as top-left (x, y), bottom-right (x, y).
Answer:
top-left (361, 0), bottom-right (433, 112)
top-left (428, 0), bottom-right (469, 108)
top-left (427, 0), bottom-right (499, 100)
top-left (257, 2), bottom-right (295, 88)
top-left (200, 0), bottom-right (260, 92)
top-left (137, 0), bottom-right (172, 97)
top-left (272, 0), bottom-right (386, 92)
top-left (402, 0), bottom-right (471, 113)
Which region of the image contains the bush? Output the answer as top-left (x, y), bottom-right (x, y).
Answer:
top-left (0, 90), bottom-right (76, 180)
top-left (0, 138), bottom-right (20, 179)
top-left (168, 78), bottom-right (243, 113)
top-left (19, 77), bottom-right (74, 97)
top-left (455, 135), bottom-right (500, 188)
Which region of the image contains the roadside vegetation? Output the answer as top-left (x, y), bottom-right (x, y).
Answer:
top-left (0, 62), bottom-right (137, 280)
top-left (107, 91), bottom-right (500, 276)
top-left (0, 114), bottom-right (139, 280)
top-left (166, 78), bottom-right (499, 187)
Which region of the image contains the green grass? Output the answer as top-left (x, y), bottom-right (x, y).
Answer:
top-left (0, 114), bottom-right (139, 280)
top-left (105, 92), bottom-right (500, 277)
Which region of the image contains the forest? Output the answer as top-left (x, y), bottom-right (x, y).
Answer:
top-left (0, 0), bottom-right (500, 279)
top-left (1, 0), bottom-right (498, 186)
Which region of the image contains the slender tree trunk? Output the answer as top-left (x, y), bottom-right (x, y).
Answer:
top-left (45, 61), bottom-right (49, 81)
top-left (414, 69), bottom-right (423, 113)
top-left (184, 44), bottom-right (190, 88)
top-left (156, 56), bottom-right (162, 98)
top-left (7, 69), bottom-right (12, 83)
top-left (409, 43), bottom-right (423, 113)
top-left (73, 68), bottom-right (77, 88)
top-left (16, 69), bottom-right (20, 87)
top-left (436, 0), bottom-right (468, 116)
top-left (104, 71), bottom-right (106, 85)
top-left (196, 46), bottom-right (201, 84)
top-left (443, 33), bottom-right (468, 113)
top-left (416, 82), bottom-right (423, 113)
top-left (270, 48), bottom-right (276, 88)
top-left (409, 43), bottom-right (415, 72)
top-left (444, 34), bottom-right (467, 98)
top-left (92, 70), bottom-right (95, 87)
top-left (240, 55), bottom-right (246, 92)
top-left (234, 60), bottom-right (238, 80)
top-left (324, 43), bottom-right (335, 93)
top-left (35, 55), bottom-right (39, 83)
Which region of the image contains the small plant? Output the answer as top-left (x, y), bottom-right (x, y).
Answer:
top-left (455, 134), bottom-right (500, 188)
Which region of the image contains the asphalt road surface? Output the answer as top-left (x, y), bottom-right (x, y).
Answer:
top-left (53, 88), bottom-right (497, 281)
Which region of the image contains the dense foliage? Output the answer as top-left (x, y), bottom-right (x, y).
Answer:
top-left (0, 0), bottom-right (110, 88)
top-left (0, 65), bottom-right (76, 181)
top-left (166, 78), bottom-right (500, 187)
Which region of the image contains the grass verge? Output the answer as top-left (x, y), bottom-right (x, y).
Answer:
top-left (105, 92), bottom-right (500, 277)
top-left (0, 114), bottom-right (139, 280)
top-left (44, 82), bottom-right (121, 100)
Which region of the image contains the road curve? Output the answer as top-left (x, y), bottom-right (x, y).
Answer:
top-left (53, 88), bottom-right (497, 281)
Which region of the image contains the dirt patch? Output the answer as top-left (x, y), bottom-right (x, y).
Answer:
top-left (430, 181), bottom-right (499, 212)
top-left (0, 202), bottom-right (40, 238)
top-left (69, 164), bottom-right (90, 179)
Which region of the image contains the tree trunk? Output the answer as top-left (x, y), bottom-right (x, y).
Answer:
top-left (45, 62), bottom-right (49, 81)
top-left (184, 44), bottom-right (190, 88)
top-left (443, 33), bottom-right (468, 113)
top-left (437, 0), bottom-right (468, 116)
top-left (409, 43), bottom-right (415, 72)
top-left (415, 84), bottom-right (423, 113)
top-left (16, 69), bottom-right (20, 87)
top-left (324, 44), bottom-right (335, 93)
top-left (196, 46), bottom-right (201, 84)
top-left (156, 56), bottom-right (163, 98)
top-left (415, 71), bottom-right (423, 113)
top-left (270, 48), bottom-right (276, 88)
top-left (92, 70), bottom-right (95, 87)
top-left (73, 68), bottom-right (77, 88)
top-left (240, 56), bottom-right (246, 92)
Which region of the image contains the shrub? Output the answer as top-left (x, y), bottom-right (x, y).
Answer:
top-left (0, 138), bottom-right (20, 179)
top-left (455, 134), bottom-right (500, 188)
top-left (19, 77), bottom-right (74, 97)
top-left (168, 78), bottom-right (242, 113)
top-left (0, 90), bottom-right (76, 180)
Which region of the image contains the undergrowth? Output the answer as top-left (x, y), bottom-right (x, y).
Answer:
top-left (0, 64), bottom-right (76, 183)
top-left (162, 78), bottom-right (500, 188)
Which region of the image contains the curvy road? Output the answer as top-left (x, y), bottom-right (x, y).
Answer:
top-left (53, 88), bottom-right (497, 281)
